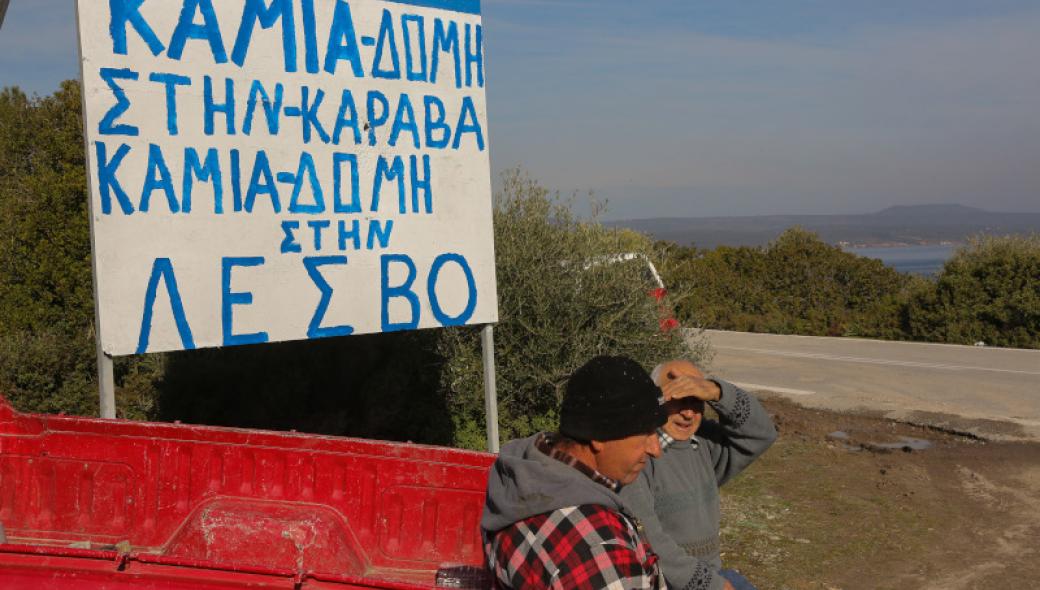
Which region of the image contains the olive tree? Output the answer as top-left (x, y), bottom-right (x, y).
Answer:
top-left (437, 170), bottom-right (705, 449)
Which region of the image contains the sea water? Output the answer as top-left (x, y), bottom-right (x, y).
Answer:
top-left (848, 244), bottom-right (957, 276)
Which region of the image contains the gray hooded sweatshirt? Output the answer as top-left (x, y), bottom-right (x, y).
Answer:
top-left (482, 434), bottom-right (664, 589)
top-left (482, 434), bottom-right (628, 533)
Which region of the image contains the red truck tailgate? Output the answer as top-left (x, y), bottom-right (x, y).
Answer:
top-left (0, 394), bottom-right (495, 588)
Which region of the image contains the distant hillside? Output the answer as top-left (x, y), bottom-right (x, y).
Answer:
top-left (608, 204), bottom-right (1040, 248)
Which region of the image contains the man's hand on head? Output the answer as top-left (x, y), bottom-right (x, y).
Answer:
top-left (659, 375), bottom-right (721, 403)
top-left (655, 359), bottom-right (704, 382)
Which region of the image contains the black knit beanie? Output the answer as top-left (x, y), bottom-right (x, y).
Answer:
top-left (559, 355), bottom-right (667, 441)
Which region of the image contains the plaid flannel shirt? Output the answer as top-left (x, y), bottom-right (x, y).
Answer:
top-left (484, 434), bottom-right (666, 590)
top-left (657, 428), bottom-right (698, 451)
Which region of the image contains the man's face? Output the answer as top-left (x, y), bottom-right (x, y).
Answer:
top-left (656, 360), bottom-right (706, 441)
top-left (594, 431), bottom-right (662, 486)
top-left (663, 398), bottom-right (705, 441)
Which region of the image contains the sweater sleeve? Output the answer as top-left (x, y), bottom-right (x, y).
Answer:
top-left (621, 468), bottom-right (725, 590)
top-left (701, 379), bottom-right (778, 487)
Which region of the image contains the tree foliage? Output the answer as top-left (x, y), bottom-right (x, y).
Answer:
top-left (436, 170), bottom-right (701, 448)
top-left (0, 82), bottom-right (111, 415)
top-left (663, 228), bottom-right (911, 338)
top-left (906, 235), bottom-right (1040, 348)
top-left (0, 83), bottom-right (93, 335)
top-left (663, 228), bottom-right (1040, 349)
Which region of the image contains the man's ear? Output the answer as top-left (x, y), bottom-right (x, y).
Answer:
top-left (589, 439), bottom-right (606, 453)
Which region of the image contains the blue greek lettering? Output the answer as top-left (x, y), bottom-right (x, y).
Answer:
top-left (428, 253), bottom-right (477, 326)
top-left (204, 76), bottom-right (236, 135)
top-left (464, 23), bottom-right (483, 88)
top-left (381, 254), bottom-right (419, 332)
top-left (139, 143), bottom-right (179, 213)
top-left (337, 218), bottom-right (361, 250)
top-left (402, 14), bottom-right (428, 82)
top-left (243, 80), bottom-right (284, 135)
top-left (168, 0), bottom-right (227, 63)
top-left (148, 72), bottom-right (191, 136)
top-left (232, 0), bottom-right (297, 72)
top-left (244, 150), bottom-right (281, 213)
top-left (280, 220), bottom-right (302, 253)
top-left (423, 95), bottom-right (450, 149)
top-left (333, 152), bottom-right (361, 213)
top-left (365, 90), bottom-right (390, 146)
top-left (304, 255), bottom-right (354, 339)
top-left (307, 220), bottom-right (331, 250)
top-left (372, 9), bottom-right (401, 79)
top-left (367, 219), bottom-right (394, 250)
top-left (136, 257), bottom-right (195, 353)
top-left (108, 0), bottom-right (164, 56)
top-left (431, 18), bottom-right (460, 88)
top-left (371, 155), bottom-right (405, 213)
top-left (98, 68), bottom-right (139, 136)
top-left (389, 93), bottom-right (420, 148)
top-left (183, 147), bottom-right (223, 214)
top-left (324, 0), bottom-right (364, 76)
top-left (222, 256), bottom-right (268, 346)
top-left (332, 89), bottom-right (361, 145)
top-left (453, 95), bottom-right (484, 150)
top-left (287, 152), bottom-right (325, 214)
top-left (409, 154), bottom-right (432, 214)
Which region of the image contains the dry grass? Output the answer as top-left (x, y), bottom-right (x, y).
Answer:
top-left (712, 398), bottom-right (1040, 590)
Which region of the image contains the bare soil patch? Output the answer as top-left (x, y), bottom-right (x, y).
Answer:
top-left (718, 396), bottom-right (1040, 590)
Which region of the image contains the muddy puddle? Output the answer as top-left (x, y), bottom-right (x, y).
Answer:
top-left (827, 430), bottom-right (934, 453)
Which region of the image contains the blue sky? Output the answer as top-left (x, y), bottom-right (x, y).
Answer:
top-left (2, 0), bottom-right (1037, 218)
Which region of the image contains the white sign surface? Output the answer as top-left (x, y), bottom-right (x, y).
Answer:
top-left (77, 0), bottom-right (497, 355)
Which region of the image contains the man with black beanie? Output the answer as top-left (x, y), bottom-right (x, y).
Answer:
top-left (481, 355), bottom-right (670, 589)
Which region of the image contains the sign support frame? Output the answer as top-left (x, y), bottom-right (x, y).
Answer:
top-left (481, 324), bottom-right (500, 453)
top-left (97, 352), bottom-right (116, 419)
top-left (75, 2), bottom-right (116, 420)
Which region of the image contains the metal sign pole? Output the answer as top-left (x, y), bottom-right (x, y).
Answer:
top-left (481, 324), bottom-right (500, 453)
top-left (97, 349), bottom-right (116, 419)
top-left (75, 1), bottom-right (115, 420)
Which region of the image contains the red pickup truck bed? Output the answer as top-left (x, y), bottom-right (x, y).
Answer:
top-left (0, 394), bottom-right (495, 588)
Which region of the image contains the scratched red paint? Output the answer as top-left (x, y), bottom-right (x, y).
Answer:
top-left (0, 394), bottom-right (495, 588)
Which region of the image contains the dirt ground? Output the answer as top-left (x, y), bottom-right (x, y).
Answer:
top-left (718, 396), bottom-right (1040, 590)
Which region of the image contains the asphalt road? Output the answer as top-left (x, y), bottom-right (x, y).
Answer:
top-left (694, 330), bottom-right (1040, 441)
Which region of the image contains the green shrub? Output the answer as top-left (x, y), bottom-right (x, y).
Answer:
top-left (0, 83), bottom-right (98, 414)
top-left (0, 82), bottom-right (165, 418)
top-left (0, 329), bottom-right (96, 415)
top-left (663, 228), bottom-right (910, 338)
top-left (906, 235), bottom-right (1040, 348)
top-left (0, 83), bottom-right (93, 336)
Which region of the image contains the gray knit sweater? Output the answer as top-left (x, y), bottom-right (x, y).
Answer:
top-left (620, 380), bottom-right (777, 590)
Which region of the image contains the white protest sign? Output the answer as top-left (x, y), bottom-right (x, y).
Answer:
top-left (76, 0), bottom-right (497, 356)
